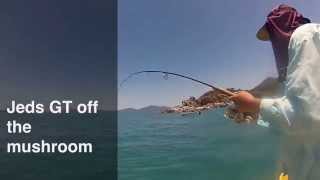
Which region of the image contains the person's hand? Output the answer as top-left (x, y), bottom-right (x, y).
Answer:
top-left (230, 91), bottom-right (261, 113)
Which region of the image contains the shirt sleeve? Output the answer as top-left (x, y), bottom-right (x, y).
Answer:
top-left (259, 97), bottom-right (294, 128)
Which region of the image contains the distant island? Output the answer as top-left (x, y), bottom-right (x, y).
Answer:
top-left (119, 105), bottom-right (170, 113)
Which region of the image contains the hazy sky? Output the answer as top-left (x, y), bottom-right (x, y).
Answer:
top-left (118, 0), bottom-right (320, 109)
top-left (0, 1), bottom-right (116, 110)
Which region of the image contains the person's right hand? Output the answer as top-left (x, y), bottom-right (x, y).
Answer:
top-left (229, 91), bottom-right (261, 113)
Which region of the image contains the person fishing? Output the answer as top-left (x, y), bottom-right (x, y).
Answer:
top-left (229, 4), bottom-right (320, 180)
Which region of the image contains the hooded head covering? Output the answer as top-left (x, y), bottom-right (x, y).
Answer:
top-left (259, 4), bottom-right (310, 81)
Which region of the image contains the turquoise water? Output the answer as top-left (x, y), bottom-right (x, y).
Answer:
top-left (119, 109), bottom-right (281, 180)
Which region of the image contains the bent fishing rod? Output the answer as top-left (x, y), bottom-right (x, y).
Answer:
top-left (120, 70), bottom-right (235, 96)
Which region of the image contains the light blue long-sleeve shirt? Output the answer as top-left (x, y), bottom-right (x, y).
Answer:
top-left (260, 23), bottom-right (320, 180)
top-left (260, 23), bottom-right (320, 130)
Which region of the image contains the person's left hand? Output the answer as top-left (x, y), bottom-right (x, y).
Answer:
top-left (229, 91), bottom-right (261, 113)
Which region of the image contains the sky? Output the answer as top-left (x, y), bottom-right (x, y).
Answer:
top-left (118, 0), bottom-right (320, 109)
top-left (0, 1), bottom-right (116, 110)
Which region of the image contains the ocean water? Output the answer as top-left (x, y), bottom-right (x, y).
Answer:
top-left (119, 109), bottom-right (281, 180)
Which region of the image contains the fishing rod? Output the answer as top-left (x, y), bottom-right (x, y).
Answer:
top-left (120, 70), bottom-right (235, 96)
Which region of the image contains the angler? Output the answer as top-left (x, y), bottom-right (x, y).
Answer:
top-left (229, 4), bottom-right (319, 180)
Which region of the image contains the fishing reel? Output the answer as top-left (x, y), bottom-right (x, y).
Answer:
top-left (224, 102), bottom-right (259, 124)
